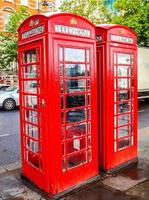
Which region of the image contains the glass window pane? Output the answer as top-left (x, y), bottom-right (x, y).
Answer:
top-left (87, 65), bottom-right (90, 76)
top-left (66, 109), bottom-right (86, 123)
top-left (118, 66), bottom-right (130, 76)
top-left (25, 95), bottom-right (38, 109)
top-left (118, 78), bottom-right (130, 89)
top-left (65, 64), bottom-right (85, 77)
top-left (23, 65), bottom-right (38, 78)
top-left (66, 94), bottom-right (85, 108)
top-left (61, 96), bottom-right (64, 109)
top-left (118, 102), bottom-right (131, 114)
top-left (25, 110), bottom-right (39, 125)
top-left (67, 137), bottom-right (86, 154)
top-left (66, 123), bottom-right (86, 139)
top-left (25, 123), bottom-right (39, 139)
top-left (118, 91), bottom-right (130, 101)
top-left (68, 151), bottom-right (87, 169)
top-left (118, 126), bottom-right (130, 138)
top-left (65, 48), bottom-right (85, 62)
top-left (118, 114), bottom-right (131, 126)
top-left (117, 53), bottom-right (131, 64)
top-left (118, 137), bottom-right (130, 150)
top-left (27, 138), bottom-right (39, 153)
top-left (24, 80), bottom-right (38, 94)
top-left (66, 79), bottom-right (86, 93)
top-left (24, 49), bottom-right (37, 63)
top-left (60, 64), bottom-right (63, 76)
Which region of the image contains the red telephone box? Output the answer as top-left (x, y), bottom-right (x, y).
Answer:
top-left (96, 25), bottom-right (138, 171)
top-left (18, 13), bottom-right (98, 195)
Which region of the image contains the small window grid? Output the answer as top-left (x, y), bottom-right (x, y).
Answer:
top-left (114, 53), bottom-right (134, 152)
top-left (59, 47), bottom-right (92, 171)
top-left (20, 48), bottom-right (42, 171)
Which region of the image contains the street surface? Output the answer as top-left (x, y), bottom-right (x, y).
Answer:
top-left (0, 100), bottom-right (149, 166)
top-left (0, 108), bottom-right (20, 166)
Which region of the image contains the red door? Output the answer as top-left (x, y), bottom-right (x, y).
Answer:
top-left (51, 39), bottom-right (98, 192)
top-left (18, 40), bottom-right (46, 188)
top-left (110, 47), bottom-right (137, 167)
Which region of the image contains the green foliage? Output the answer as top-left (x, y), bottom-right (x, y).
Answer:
top-left (112, 0), bottom-right (149, 47)
top-left (59, 0), bottom-right (112, 24)
top-left (0, 7), bottom-right (30, 70)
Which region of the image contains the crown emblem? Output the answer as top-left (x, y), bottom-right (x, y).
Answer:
top-left (70, 18), bottom-right (77, 25)
top-left (29, 20), bottom-right (34, 27)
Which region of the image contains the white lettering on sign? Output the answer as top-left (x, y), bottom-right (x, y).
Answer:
top-left (22, 25), bottom-right (44, 39)
top-left (55, 25), bottom-right (91, 37)
top-left (111, 34), bottom-right (134, 44)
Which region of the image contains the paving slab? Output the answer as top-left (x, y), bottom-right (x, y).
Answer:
top-left (101, 175), bottom-right (146, 192)
top-left (0, 175), bottom-right (27, 199)
top-left (126, 180), bottom-right (149, 200)
top-left (4, 162), bottom-right (21, 171)
top-left (11, 189), bottom-right (46, 200)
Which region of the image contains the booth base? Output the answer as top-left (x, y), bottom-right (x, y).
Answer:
top-left (100, 157), bottom-right (138, 175)
top-left (21, 173), bottom-right (102, 199)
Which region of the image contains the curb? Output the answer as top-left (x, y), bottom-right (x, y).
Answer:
top-left (0, 162), bottom-right (21, 174)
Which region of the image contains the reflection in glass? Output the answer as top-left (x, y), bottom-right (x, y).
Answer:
top-left (117, 53), bottom-right (131, 64)
top-left (66, 79), bottom-right (86, 93)
top-left (88, 123), bottom-right (91, 134)
top-left (24, 49), bottom-right (37, 63)
top-left (87, 65), bottom-right (90, 76)
top-left (118, 137), bottom-right (130, 150)
top-left (25, 95), bottom-right (38, 109)
top-left (88, 94), bottom-right (90, 105)
top-left (118, 114), bottom-right (131, 126)
top-left (65, 64), bottom-right (85, 77)
top-left (68, 151), bottom-right (87, 169)
top-left (24, 65), bottom-right (37, 78)
top-left (25, 110), bottom-right (39, 125)
top-left (61, 96), bottom-right (64, 109)
top-left (24, 80), bottom-right (38, 94)
top-left (27, 138), bottom-right (39, 153)
top-left (66, 109), bottom-right (86, 123)
top-left (88, 79), bottom-right (90, 91)
top-left (61, 112), bottom-right (64, 124)
top-left (66, 123), bottom-right (86, 139)
top-left (118, 126), bottom-right (130, 138)
top-left (65, 48), bottom-right (85, 62)
top-left (62, 158), bottom-right (66, 171)
top-left (118, 91), bottom-right (130, 101)
top-left (67, 137), bottom-right (86, 153)
top-left (66, 94), bottom-right (85, 108)
top-left (60, 64), bottom-right (63, 76)
top-left (60, 80), bottom-right (64, 93)
top-left (118, 66), bottom-right (130, 76)
top-left (26, 123), bottom-right (39, 138)
top-left (118, 78), bottom-right (130, 89)
top-left (118, 102), bottom-right (130, 113)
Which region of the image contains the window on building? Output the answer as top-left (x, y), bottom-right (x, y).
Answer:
top-left (4, 0), bottom-right (14, 2)
top-left (3, 13), bottom-right (11, 30)
top-left (21, 0), bottom-right (28, 6)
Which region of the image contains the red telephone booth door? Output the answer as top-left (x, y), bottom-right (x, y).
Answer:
top-left (110, 47), bottom-right (137, 168)
top-left (19, 40), bottom-right (46, 187)
top-left (51, 39), bottom-right (98, 192)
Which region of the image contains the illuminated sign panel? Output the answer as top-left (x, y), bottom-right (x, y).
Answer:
top-left (55, 25), bottom-right (91, 37)
top-left (111, 34), bottom-right (134, 44)
top-left (22, 25), bottom-right (44, 39)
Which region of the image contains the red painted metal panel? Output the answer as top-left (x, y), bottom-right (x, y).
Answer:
top-left (96, 25), bottom-right (138, 171)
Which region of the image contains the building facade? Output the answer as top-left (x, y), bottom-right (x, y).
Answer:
top-left (0, 0), bottom-right (55, 31)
